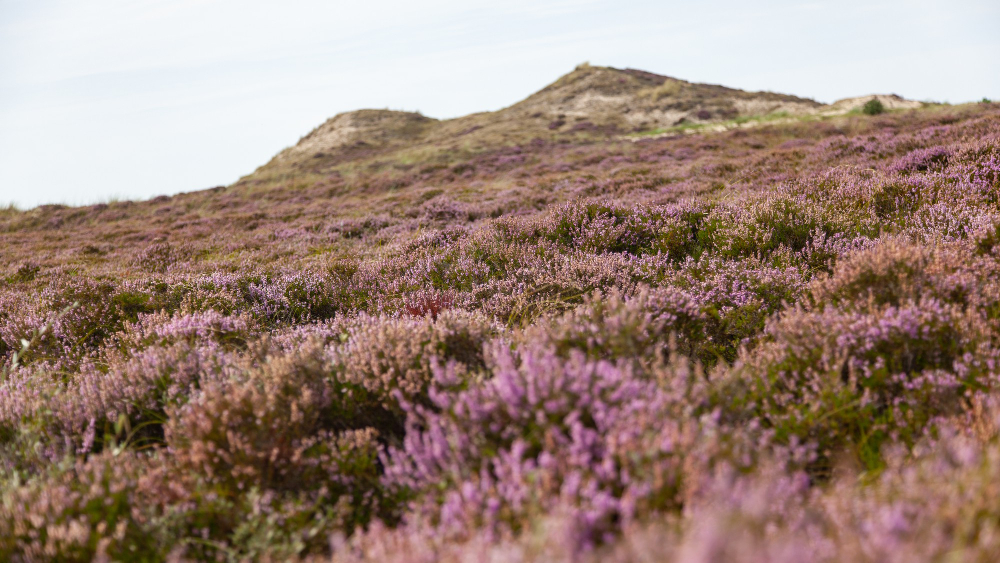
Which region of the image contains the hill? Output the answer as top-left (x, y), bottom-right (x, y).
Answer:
top-left (266, 64), bottom-right (822, 168)
top-left (0, 66), bottom-right (998, 561)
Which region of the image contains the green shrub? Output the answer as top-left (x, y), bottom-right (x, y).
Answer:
top-left (862, 98), bottom-right (886, 116)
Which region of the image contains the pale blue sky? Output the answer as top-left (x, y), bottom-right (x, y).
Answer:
top-left (1, 0), bottom-right (998, 208)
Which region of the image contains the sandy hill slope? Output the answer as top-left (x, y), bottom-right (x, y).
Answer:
top-left (820, 93), bottom-right (923, 115)
top-left (274, 110), bottom-right (438, 165)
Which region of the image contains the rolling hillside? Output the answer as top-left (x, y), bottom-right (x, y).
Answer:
top-left (0, 66), bottom-right (998, 561)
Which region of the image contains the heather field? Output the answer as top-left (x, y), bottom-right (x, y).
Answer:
top-left (2, 88), bottom-right (1000, 561)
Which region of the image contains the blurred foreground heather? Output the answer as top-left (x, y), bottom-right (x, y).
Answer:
top-left (1, 91), bottom-right (1000, 561)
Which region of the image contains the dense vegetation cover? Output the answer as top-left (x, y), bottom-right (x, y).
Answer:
top-left (1, 72), bottom-right (1000, 560)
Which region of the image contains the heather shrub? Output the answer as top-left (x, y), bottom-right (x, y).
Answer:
top-left (398, 244), bottom-right (493, 294)
top-left (214, 272), bottom-right (308, 325)
top-left (76, 341), bottom-right (242, 442)
top-left (0, 279), bottom-right (182, 371)
top-left (267, 317), bottom-right (356, 351)
top-left (799, 159), bottom-right (988, 242)
top-left (132, 241), bottom-right (187, 274)
top-left (384, 344), bottom-right (705, 543)
top-left (172, 270), bottom-right (356, 327)
top-left (799, 229), bottom-right (876, 273)
top-left (973, 220), bottom-right (1000, 256)
top-left (113, 309), bottom-right (254, 353)
top-left (528, 287), bottom-right (708, 364)
top-left (1, 312), bottom-right (252, 456)
top-left (0, 371), bottom-right (71, 473)
top-left (283, 270), bottom-right (359, 321)
top-left (663, 463), bottom-right (820, 563)
top-left (330, 214), bottom-right (390, 240)
top-left (0, 339), bottom-right (244, 465)
top-left (329, 310), bottom-right (498, 412)
top-left (168, 279), bottom-right (244, 318)
top-left (225, 484), bottom-right (378, 560)
top-left (6, 262), bottom-right (39, 284)
top-left (954, 137), bottom-right (1000, 197)
top-left (49, 280), bottom-right (143, 349)
top-left (902, 201), bottom-right (1000, 243)
top-left (661, 255), bottom-right (808, 362)
top-left (794, 169), bottom-right (898, 238)
top-left (166, 346), bottom-right (349, 492)
top-left (212, 430), bottom-right (388, 558)
top-left (0, 452), bottom-right (160, 562)
top-left (0, 291), bottom-right (45, 365)
top-left (482, 201), bottom-right (697, 259)
top-left (889, 145), bottom-right (952, 174)
top-left (163, 344), bottom-right (399, 554)
top-left (698, 196), bottom-right (832, 260)
top-left (335, 405), bottom-right (1000, 563)
top-left (539, 201), bottom-right (695, 258)
top-left (0, 281), bottom-right (120, 370)
top-left (740, 297), bottom-right (996, 471)
top-left (479, 276), bottom-right (589, 329)
top-left (867, 177), bottom-right (926, 221)
top-left (807, 240), bottom-right (977, 309)
top-left (669, 406), bottom-right (1000, 563)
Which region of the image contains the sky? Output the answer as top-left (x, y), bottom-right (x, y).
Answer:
top-left (1, 0), bottom-right (998, 209)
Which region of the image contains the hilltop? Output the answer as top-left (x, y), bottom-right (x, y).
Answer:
top-left (257, 64), bottom-right (834, 177)
top-left (243, 64), bottom-right (932, 192)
